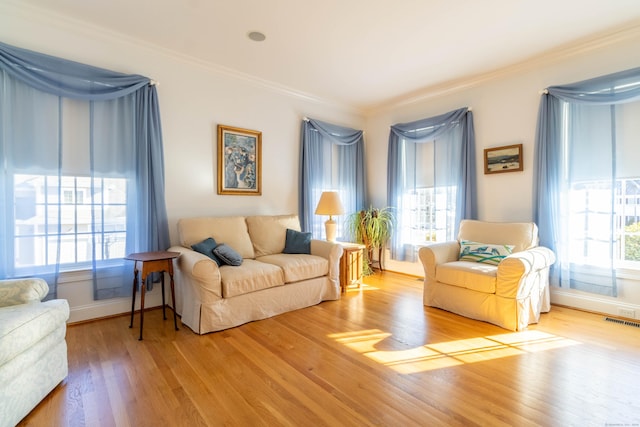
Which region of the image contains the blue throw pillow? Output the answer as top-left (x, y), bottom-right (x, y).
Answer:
top-left (282, 228), bottom-right (312, 254)
top-left (213, 243), bottom-right (243, 266)
top-left (191, 237), bottom-right (222, 266)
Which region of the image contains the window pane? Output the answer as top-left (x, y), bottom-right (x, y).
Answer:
top-left (13, 174), bottom-right (127, 270)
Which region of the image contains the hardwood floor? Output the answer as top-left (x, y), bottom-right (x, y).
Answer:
top-left (18, 272), bottom-right (640, 426)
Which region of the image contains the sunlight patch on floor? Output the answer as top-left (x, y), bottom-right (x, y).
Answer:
top-left (328, 329), bottom-right (580, 374)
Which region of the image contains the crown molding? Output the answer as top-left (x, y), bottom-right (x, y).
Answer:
top-left (365, 20), bottom-right (640, 116)
top-left (0, 1), bottom-right (361, 116)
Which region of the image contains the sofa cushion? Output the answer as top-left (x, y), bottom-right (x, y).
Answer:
top-left (459, 240), bottom-right (514, 265)
top-left (214, 243), bottom-right (243, 266)
top-left (436, 261), bottom-right (497, 293)
top-left (246, 214), bottom-right (301, 257)
top-left (220, 259), bottom-right (284, 298)
top-left (257, 254), bottom-right (329, 283)
top-left (0, 299), bottom-right (69, 366)
top-left (178, 216), bottom-right (255, 259)
top-left (191, 238), bottom-right (222, 266)
top-left (283, 229), bottom-right (311, 254)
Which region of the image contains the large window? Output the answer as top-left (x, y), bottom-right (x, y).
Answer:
top-left (387, 108), bottom-right (476, 262)
top-left (14, 174), bottom-right (127, 274)
top-left (561, 99), bottom-right (640, 277)
top-left (300, 118), bottom-right (366, 239)
top-left (534, 68), bottom-right (640, 297)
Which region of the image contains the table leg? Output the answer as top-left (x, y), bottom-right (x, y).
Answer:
top-left (169, 272), bottom-right (179, 331)
top-left (161, 272), bottom-right (167, 320)
top-left (129, 268), bottom-right (138, 329)
top-left (139, 275), bottom-right (146, 341)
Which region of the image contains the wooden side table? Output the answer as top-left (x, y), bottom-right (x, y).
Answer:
top-left (339, 243), bottom-right (366, 293)
top-left (125, 251), bottom-right (180, 340)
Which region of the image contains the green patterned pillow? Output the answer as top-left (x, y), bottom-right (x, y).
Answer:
top-left (459, 240), bottom-right (514, 265)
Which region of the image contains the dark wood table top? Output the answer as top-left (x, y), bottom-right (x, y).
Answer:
top-left (125, 251), bottom-right (180, 262)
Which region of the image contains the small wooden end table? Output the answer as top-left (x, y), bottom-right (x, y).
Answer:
top-left (339, 243), bottom-right (366, 293)
top-left (125, 251), bottom-right (180, 340)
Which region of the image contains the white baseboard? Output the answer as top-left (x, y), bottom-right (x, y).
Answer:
top-left (550, 288), bottom-right (640, 320)
top-left (68, 289), bottom-right (165, 323)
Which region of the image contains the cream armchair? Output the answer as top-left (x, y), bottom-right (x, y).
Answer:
top-left (0, 278), bottom-right (69, 427)
top-left (418, 220), bottom-right (555, 331)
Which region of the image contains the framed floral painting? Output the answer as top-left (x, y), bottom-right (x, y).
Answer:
top-left (217, 125), bottom-right (262, 195)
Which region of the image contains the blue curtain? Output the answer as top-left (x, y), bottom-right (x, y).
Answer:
top-left (387, 107), bottom-right (477, 261)
top-left (0, 42), bottom-right (169, 300)
top-left (534, 66), bottom-right (640, 297)
top-left (299, 118), bottom-right (366, 239)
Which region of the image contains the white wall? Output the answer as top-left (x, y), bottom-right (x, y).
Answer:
top-left (365, 26), bottom-right (640, 319)
top-left (3, 2), bottom-right (640, 322)
top-left (0, 2), bottom-right (364, 322)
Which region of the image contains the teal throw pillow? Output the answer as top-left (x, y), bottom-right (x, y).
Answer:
top-left (459, 240), bottom-right (514, 265)
top-left (191, 237), bottom-right (222, 266)
top-left (213, 243), bottom-right (243, 266)
top-left (283, 228), bottom-right (311, 254)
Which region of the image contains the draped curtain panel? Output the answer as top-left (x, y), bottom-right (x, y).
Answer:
top-left (534, 66), bottom-right (640, 297)
top-left (299, 118), bottom-right (366, 239)
top-left (0, 42), bottom-right (169, 300)
top-left (387, 107), bottom-right (477, 261)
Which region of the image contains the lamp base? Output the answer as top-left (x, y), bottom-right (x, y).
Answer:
top-left (325, 218), bottom-right (337, 242)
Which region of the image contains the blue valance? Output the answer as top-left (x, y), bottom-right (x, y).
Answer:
top-left (0, 41), bottom-right (169, 300)
top-left (0, 41), bottom-right (150, 101)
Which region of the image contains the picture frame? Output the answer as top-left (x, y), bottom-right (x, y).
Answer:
top-left (217, 125), bottom-right (262, 195)
top-left (484, 143), bottom-right (523, 174)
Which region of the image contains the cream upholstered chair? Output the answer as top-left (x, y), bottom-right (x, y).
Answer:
top-left (0, 278), bottom-right (69, 427)
top-left (418, 220), bottom-right (555, 331)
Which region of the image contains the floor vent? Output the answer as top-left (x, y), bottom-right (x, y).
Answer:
top-left (605, 317), bottom-right (640, 328)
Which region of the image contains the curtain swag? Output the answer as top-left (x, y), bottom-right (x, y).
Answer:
top-left (0, 41), bottom-right (169, 300)
top-left (534, 66), bottom-right (640, 297)
top-left (387, 107), bottom-right (477, 261)
top-left (299, 118), bottom-right (366, 236)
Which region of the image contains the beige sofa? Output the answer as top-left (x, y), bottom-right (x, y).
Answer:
top-left (168, 214), bottom-right (343, 334)
top-left (418, 220), bottom-right (555, 331)
top-left (0, 278), bottom-right (69, 427)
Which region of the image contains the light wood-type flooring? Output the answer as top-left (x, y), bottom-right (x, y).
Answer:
top-left (18, 272), bottom-right (640, 426)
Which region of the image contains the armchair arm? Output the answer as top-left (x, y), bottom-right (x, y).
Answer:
top-left (0, 278), bottom-right (49, 307)
top-left (418, 242), bottom-right (461, 282)
top-left (496, 246), bottom-right (556, 299)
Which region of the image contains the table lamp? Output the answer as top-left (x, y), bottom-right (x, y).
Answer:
top-left (315, 191), bottom-right (344, 242)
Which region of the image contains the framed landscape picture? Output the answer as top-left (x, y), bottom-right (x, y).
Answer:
top-left (484, 144), bottom-right (523, 174)
top-left (217, 125), bottom-right (262, 195)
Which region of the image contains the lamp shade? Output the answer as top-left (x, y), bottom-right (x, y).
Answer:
top-left (315, 191), bottom-right (345, 216)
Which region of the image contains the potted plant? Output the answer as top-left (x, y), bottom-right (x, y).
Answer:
top-left (346, 206), bottom-right (395, 275)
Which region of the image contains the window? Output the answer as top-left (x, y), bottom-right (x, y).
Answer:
top-left (400, 186), bottom-right (457, 247)
top-left (568, 178), bottom-right (640, 269)
top-left (561, 98), bottom-right (640, 275)
top-left (13, 174), bottom-right (127, 274)
top-left (387, 108), bottom-right (475, 262)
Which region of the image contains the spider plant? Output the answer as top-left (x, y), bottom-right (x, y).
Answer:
top-left (346, 206), bottom-right (395, 275)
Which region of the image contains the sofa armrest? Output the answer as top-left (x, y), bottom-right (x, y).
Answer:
top-left (418, 242), bottom-right (461, 282)
top-left (168, 246), bottom-right (223, 299)
top-left (0, 278), bottom-right (49, 308)
top-left (310, 239), bottom-right (343, 281)
top-left (496, 246), bottom-right (556, 298)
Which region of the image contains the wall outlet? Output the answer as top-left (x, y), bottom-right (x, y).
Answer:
top-left (618, 308), bottom-right (636, 319)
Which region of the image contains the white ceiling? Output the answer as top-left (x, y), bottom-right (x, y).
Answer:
top-left (16, 0), bottom-right (640, 111)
